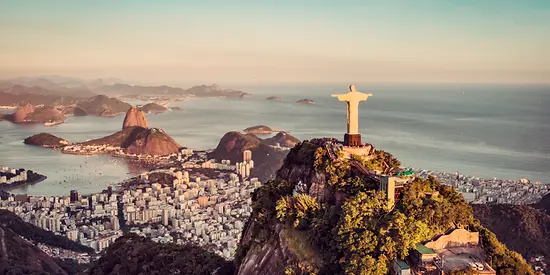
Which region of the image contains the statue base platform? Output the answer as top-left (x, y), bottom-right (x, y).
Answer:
top-left (344, 133), bottom-right (361, 147)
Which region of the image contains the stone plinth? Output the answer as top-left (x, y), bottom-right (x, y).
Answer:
top-left (344, 133), bottom-right (362, 147)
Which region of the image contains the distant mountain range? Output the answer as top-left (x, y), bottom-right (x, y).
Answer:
top-left (0, 76), bottom-right (251, 106)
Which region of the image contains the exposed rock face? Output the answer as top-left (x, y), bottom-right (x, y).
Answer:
top-left (536, 192), bottom-right (550, 212)
top-left (86, 234), bottom-right (235, 275)
top-left (296, 99), bottom-right (315, 105)
top-left (139, 102), bottom-right (167, 114)
top-left (122, 106), bottom-right (148, 129)
top-left (75, 95), bottom-right (132, 117)
top-left (237, 224), bottom-right (304, 275)
top-left (24, 133), bottom-right (70, 148)
top-left (243, 125), bottom-right (276, 135)
top-left (262, 132), bottom-right (300, 148)
top-left (81, 127), bottom-right (181, 156)
top-left (11, 103), bottom-right (35, 122)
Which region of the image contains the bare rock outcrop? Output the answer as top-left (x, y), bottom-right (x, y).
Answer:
top-left (122, 106), bottom-right (148, 129)
top-left (11, 103), bottom-right (35, 122)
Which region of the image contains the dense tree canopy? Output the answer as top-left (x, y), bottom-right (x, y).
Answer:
top-left (237, 140), bottom-right (534, 275)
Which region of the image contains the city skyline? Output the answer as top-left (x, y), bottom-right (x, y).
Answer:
top-left (1, 0), bottom-right (549, 85)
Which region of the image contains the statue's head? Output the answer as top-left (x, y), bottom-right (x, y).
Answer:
top-left (349, 84), bottom-right (357, 92)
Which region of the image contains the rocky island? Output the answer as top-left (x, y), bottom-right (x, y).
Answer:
top-left (242, 125), bottom-right (279, 135)
top-left (24, 133), bottom-right (70, 148)
top-left (266, 96), bottom-right (282, 101)
top-left (296, 98), bottom-right (315, 104)
top-left (139, 102), bottom-right (168, 114)
top-left (5, 103), bottom-right (65, 125)
top-left (73, 95), bottom-right (132, 117)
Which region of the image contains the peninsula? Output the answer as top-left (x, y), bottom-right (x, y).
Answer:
top-left (24, 107), bottom-right (182, 163)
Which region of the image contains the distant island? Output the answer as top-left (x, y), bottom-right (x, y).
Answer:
top-left (296, 98), bottom-right (315, 104)
top-left (266, 96), bottom-right (281, 101)
top-left (73, 95), bottom-right (132, 117)
top-left (24, 133), bottom-right (70, 148)
top-left (242, 125), bottom-right (279, 135)
top-left (4, 103), bottom-right (65, 126)
top-left (140, 102), bottom-right (168, 114)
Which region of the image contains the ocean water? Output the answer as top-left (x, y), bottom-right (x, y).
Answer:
top-left (0, 83), bottom-right (549, 196)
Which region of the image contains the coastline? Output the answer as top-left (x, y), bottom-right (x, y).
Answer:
top-left (61, 145), bottom-right (172, 165)
top-left (0, 174), bottom-right (47, 191)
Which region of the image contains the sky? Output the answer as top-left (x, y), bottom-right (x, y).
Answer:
top-left (0, 0), bottom-right (549, 85)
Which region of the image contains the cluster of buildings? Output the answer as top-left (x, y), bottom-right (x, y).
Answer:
top-left (0, 149), bottom-right (262, 261)
top-left (392, 229), bottom-right (497, 275)
top-left (416, 170), bottom-right (550, 204)
top-left (0, 166), bottom-right (28, 185)
top-left (0, 165), bottom-right (35, 186)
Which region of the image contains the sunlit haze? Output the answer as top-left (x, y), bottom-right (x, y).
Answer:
top-left (1, 0), bottom-right (549, 85)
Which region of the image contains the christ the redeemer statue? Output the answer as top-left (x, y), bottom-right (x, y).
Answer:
top-left (332, 84), bottom-right (372, 147)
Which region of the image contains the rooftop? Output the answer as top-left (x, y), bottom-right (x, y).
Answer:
top-left (395, 259), bottom-right (410, 270)
top-left (416, 243), bottom-right (437, 255)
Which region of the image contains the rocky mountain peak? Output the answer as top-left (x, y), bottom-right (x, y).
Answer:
top-left (122, 106), bottom-right (148, 129)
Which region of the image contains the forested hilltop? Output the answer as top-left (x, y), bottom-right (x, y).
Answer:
top-left (235, 138), bottom-right (534, 275)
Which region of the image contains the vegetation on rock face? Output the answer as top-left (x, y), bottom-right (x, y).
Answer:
top-left (0, 210), bottom-right (94, 254)
top-left (0, 210), bottom-right (93, 275)
top-left (472, 203), bottom-right (550, 274)
top-left (24, 132), bottom-right (70, 148)
top-left (237, 139), bottom-right (534, 275)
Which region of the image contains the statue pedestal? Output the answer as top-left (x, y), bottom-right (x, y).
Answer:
top-left (344, 133), bottom-right (361, 147)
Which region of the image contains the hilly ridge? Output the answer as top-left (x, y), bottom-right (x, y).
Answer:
top-left (0, 210), bottom-right (94, 275)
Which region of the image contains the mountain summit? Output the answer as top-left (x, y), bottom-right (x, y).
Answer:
top-left (122, 106), bottom-right (148, 129)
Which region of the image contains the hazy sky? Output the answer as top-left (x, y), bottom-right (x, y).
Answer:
top-left (1, 0), bottom-right (549, 85)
